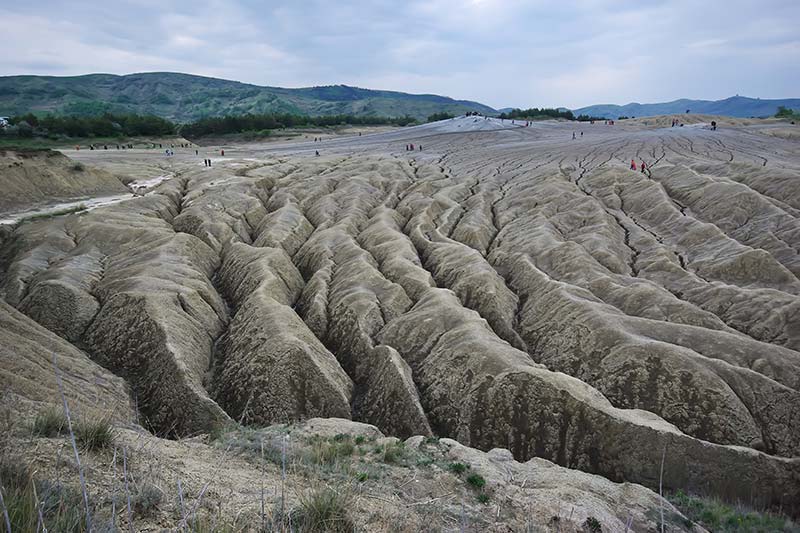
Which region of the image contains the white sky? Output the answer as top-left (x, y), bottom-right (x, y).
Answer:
top-left (2, 0), bottom-right (798, 109)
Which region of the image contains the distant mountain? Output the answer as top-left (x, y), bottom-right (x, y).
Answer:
top-left (572, 96), bottom-right (800, 119)
top-left (0, 72), bottom-right (496, 122)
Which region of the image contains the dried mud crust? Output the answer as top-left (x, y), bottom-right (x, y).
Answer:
top-left (2, 117), bottom-right (800, 513)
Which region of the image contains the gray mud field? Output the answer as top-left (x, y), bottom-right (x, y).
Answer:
top-left (2, 116), bottom-right (800, 527)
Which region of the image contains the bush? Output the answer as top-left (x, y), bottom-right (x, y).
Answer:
top-left (466, 473), bottom-right (485, 489)
top-left (31, 406), bottom-right (66, 437)
top-left (70, 162), bottom-right (84, 171)
top-left (292, 486), bottom-right (354, 533)
top-left (74, 417), bottom-right (114, 451)
top-left (131, 482), bottom-right (162, 517)
top-left (476, 492), bottom-right (490, 504)
top-left (448, 462), bottom-right (469, 474)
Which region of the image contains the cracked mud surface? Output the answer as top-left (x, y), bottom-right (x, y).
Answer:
top-left (2, 116), bottom-right (800, 514)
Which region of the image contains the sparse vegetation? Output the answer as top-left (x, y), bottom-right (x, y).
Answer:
top-left (30, 406), bottom-right (67, 437)
top-left (0, 460), bottom-right (89, 532)
top-left (466, 473), bottom-right (486, 490)
top-left (448, 462), bottom-right (469, 474)
top-left (20, 204), bottom-right (88, 223)
top-left (131, 481), bottom-right (163, 517)
top-left (74, 417), bottom-right (114, 451)
top-left (669, 490), bottom-right (799, 532)
top-left (583, 516), bottom-right (602, 532)
top-left (309, 435), bottom-right (355, 465)
top-left (292, 486), bottom-right (354, 533)
top-left (476, 492), bottom-right (490, 504)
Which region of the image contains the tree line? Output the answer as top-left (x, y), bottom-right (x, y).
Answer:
top-left (179, 113), bottom-right (418, 138)
top-left (5, 112), bottom-right (175, 138)
top-left (498, 108), bottom-right (606, 122)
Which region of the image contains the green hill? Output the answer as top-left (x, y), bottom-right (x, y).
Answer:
top-left (572, 96), bottom-right (800, 119)
top-left (0, 72), bottom-right (496, 122)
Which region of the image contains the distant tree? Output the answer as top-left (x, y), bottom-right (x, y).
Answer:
top-left (428, 112), bottom-right (455, 122)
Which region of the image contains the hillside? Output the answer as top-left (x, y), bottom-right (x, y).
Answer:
top-left (573, 95), bottom-right (800, 119)
top-left (0, 72), bottom-right (496, 121)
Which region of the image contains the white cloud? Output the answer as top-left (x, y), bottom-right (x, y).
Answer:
top-left (1, 0), bottom-right (798, 109)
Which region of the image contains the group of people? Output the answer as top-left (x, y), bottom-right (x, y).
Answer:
top-left (572, 131), bottom-right (584, 139)
top-left (630, 159), bottom-right (647, 173)
top-left (203, 158), bottom-right (213, 167)
top-left (405, 144), bottom-right (422, 151)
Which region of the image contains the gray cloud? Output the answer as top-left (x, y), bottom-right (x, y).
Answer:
top-left (2, 0), bottom-right (798, 108)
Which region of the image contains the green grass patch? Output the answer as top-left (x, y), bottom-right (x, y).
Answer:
top-left (30, 406), bottom-right (67, 437)
top-left (0, 460), bottom-right (89, 532)
top-left (74, 417), bottom-right (114, 451)
top-left (466, 473), bottom-right (485, 490)
top-left (448, 462), bottom-right (469, 474)
top-left (669, 490), bottom-right (799, 532)
top-left (292, 486), bottom-right (354, 533)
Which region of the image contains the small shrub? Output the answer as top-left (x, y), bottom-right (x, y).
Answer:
top-left (354, 435), bottom-right (366, 445)
top-left (71, 162), bottom-right (85, 171)
top-left (74, 417), bottom-right (114, 451)
top-left (309, 436), bottom-right (354, 465)
top-left (448, 462), bottom-right (469, 474)
top-left (424, 436), bottom-right (440, 445)
top-left (31, 406), bottom-right (67, 437)
top-left (292, 486), bottom-right (354, 533)
top-left (466, 473), bottom-right (486, 490)
top-left (356, 472), bottom-right (369, 482)
top-left (416, 457), bottom-right (434, 467)
top-left (0, 460), bottom-right (87, 532)
top-left (380, 442), bottom-right (406, 464)
top-left (132, 481), bottom-right (163, 517)
top-left (477, 492), bottom-right (490, 504)
top-left (583, 516), bottom-right (602, 532)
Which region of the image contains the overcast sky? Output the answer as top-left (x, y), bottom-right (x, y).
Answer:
top-left (3, 0), bottom-right (798, 109)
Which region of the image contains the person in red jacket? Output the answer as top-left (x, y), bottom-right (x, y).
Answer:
top-left (630, 159), bottom-right (637, 170)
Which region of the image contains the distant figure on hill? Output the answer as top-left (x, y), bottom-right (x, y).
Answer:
top-left (572, 132), bottom-right (576, 140)
top-left (640, 161), bottom-right (646, 173)
top-left (580, 131), bottom-right (583, 137)
top-left (315, 150), bottom-right (320, 156)
top-left (195, 149), bottom-right (198, 155)
top-left (221, 149), bottom-right (225, 156)
top-left (419, 145), bottom-right (423, 151)
top-left (630, 159), bottom-right (637, 171)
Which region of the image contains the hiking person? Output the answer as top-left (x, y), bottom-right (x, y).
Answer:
top-left (221, 149), bottom-right (224, 156)
top-left (580, 131), bottom-right (583, 137)
top-left (195, 149), bottom-right (198, 155)
top-left (315, 150), bottom-right (320, 156)
top-left (572, 132), bottom-right (576, 140)
top-left (419, 145), bottom-right (422, 151)
top-left (640, 161), bottom-right (646, 173)
top-left (631, 159), bottom-right (637, 171)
